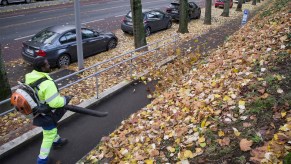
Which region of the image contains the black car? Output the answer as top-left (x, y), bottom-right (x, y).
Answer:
top-left (121, 9), bottom-right (172, 36)
top-left (166, 2), bottom-right (201, 20)
top-left (22, 25), bottom-right (118, 67)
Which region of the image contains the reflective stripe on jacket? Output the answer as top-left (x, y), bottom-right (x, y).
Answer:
top-left (25, 70), bottom-right (66, 108)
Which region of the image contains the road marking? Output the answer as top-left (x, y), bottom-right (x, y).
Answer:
top-left (14, 34), bottom-right (34, 41)
top-left (0, 15), bottom-right (25, 20)
top-left (114, 14), bottom-right (125, 18)
top-left (0, 14), bottom-right (75, 30)
top-left (82, 19), bottom-right (104, 24)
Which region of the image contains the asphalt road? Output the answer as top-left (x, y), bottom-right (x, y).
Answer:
top-left (0, 0), bottom-right (205, 87)
top-left (0, 80), bottom-right (156, 164)
top-left (0, 0), bottom-right (169, 62)
top-left (0, 0), bottom-right (205, 63)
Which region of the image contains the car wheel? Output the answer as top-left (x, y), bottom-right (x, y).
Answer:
top-left (167, 21), bottom-right (172, 29)
top-left (57, 54), bottom-right (71, 67)
top-left (107, 39), bottom-right (117, 50)
top-left (25, 0), bottom-right (31, 3)
top-left (1, 0), bottom-right (8, 5)
top-left (145, 27), bottom-right (151, 37)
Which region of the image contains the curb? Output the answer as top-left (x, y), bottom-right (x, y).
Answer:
top-left (0, 55), bottom-right (177, 158)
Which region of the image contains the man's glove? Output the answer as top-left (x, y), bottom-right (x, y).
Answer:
top-left (65, 95), bottom-right (73, 105)
top-left (36, 104), bottom-right (51, 114)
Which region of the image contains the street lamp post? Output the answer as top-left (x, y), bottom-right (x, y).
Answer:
top-left (74, 0), bottom-right (84, 70)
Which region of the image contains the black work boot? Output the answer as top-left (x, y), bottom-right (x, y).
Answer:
top-left (53, 138), bottom-right (68, 149)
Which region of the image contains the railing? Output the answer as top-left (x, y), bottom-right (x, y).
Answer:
top-left (0, 34), bottom-right (179, 116)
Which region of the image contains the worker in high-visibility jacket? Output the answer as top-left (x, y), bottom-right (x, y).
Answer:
top-left (25, 57), bottom-right (72, 164)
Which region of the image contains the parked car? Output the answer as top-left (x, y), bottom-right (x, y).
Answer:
top-left (166, 2), bottom-right (201, 20)
top-left (22, 25), bottom-right (118, 67)
top-left (215, 0), bottom-right (233, 8)
top-left (121, 9), bottom-right (172, 36)
top-left (0, 0), bottom-right (31, 5)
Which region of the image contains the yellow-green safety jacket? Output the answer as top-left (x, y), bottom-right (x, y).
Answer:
top-left (25, 70), bottom-right (66, 108)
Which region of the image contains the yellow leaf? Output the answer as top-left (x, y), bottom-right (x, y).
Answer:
top-left (194, 39), bottom-right (198, 43)
top-left (233, 127), bottom-right (241, 136)
top-left (238, 100), bottom-right (246, 109)
top-left (145, 159), bottom-right (154, 164)
top-left (176, 48), bottom-right (181, 55)
top-left (201, 118), bottom-right (207, 128)
top-left (140, 76), bottom-right (146, 81)
top-left (223, 96), bottom-right (231, 102)
top-left (233, 68), bottom-right (239, 73)
top-left (175, 138), bottom-right (181, 144)
top-left (205, 121), bottom-right (211, 127)
top-left (198, 136), bottom-right (205, 143)
top-left (182, 107), bottom-right (190, 112)
top-left (274, 134), bottom-right (278, 140)
top-left (281, 112), bottom-right (287, 118)
top-left (195, 148), bottom-right (203, 153)
top-left (184, 150), bottom-right (194, 158)
top-left (167, 146), bottom-right (176, 153)
top-left (279, 125), bottom-right (289, 132)
top-left (218, 130), bottom-right (225, 137)
top-left (214, 94), bottom-right (221, 98)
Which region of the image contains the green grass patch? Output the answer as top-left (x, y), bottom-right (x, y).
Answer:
top-left (251, 134), bottom-right (263, 143)
top-left (247, 96), bottom-right (276, 114)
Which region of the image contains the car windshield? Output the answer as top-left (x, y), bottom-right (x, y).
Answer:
top-left (31, 30), bottom-right (57, 44)
top-left (126, 12), bottom-right (145, 19)
top-left (170, 3), bottom-right (180, 8)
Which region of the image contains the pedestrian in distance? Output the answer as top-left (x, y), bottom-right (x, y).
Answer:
top-left (24, 56), bottom-right (73, 164)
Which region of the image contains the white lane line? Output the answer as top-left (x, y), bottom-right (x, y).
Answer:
top-left (83, 0), bottom-right (127, 7)
top-left (0, 15), bottom-right (25, 20)
top-left (82, 19), bottom-right (105, 24)
top-left (14, 34), bottom-right (34, 41)
top-left (84, 0), bottom-right (167, 14)
top-left (114, 14), bottom-right (124, 18)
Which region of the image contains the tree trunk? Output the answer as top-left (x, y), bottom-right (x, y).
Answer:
top-left (221, 0), bottom-right (230, 17)
top-left (178, 0), bottom-right (189, 34)
top-left (236, 0), bottom-right (243, 11)
top-left (0, 45), bottom-right (11, 101)
top-left (130, 0), bottom-right (147, 49)
top-left (252, 0), bottom-right (256, 5)
top-left (204, 0), bottom-right (212, 25)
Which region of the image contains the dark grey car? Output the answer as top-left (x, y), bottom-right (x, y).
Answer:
top-left (166, 2), bottom-right (201, 20)
top-left (121, 9), bottom-right (172, 36)
top-left (22, 25), bottom-right (118, 67)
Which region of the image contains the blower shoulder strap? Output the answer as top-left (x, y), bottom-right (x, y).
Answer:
top-left (29, 77), bottom-right (49, 90)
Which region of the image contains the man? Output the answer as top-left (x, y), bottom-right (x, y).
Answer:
top-left (25, 57), bottom-right (72, 164)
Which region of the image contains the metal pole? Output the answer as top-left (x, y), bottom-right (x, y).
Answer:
top-left (74, 0), bottom-right (84, 70)
top-left (95, 67), bottom-right (99, 98)
top-left (130, 52), bottom-right (133, 79)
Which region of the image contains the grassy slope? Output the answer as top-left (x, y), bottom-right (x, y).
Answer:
top-left (83, 0), bottom-right (290, 163)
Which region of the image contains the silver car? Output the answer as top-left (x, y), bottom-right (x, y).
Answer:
top-left (0, 0), bottom-right (31, 5)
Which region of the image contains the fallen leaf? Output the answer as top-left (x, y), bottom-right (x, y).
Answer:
top-left (240, 139), bottom-right (253, 151)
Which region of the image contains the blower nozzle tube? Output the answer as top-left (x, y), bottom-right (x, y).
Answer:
top-left (64, 105), bottom-right (108, 117)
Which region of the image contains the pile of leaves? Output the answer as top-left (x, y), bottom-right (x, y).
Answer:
top-left (0, 2), bottom-right (264, 145)
top-left (83, 0), bottom-right (290, 163)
